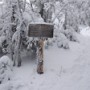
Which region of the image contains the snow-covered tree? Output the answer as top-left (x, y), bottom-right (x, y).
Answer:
top-left (0, 0), bottom-right (90, 67)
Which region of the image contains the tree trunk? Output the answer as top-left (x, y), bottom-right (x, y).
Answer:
top-left (10, 5), bottom-right (17, 63)
top-left (63, 10), bottom-right (67, 30)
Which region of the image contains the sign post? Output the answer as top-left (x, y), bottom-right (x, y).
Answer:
top-left (37, 39), bottom-right (44, 74)
top-left (28, 23), bottom-right (54, 74)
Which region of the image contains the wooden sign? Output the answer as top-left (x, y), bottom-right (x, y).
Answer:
top-left (28, 23), bottom-right (54, 38)
top-left (28, 23), bottom-right (54, 74)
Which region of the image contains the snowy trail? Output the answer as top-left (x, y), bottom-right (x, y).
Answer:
top-left (57, 36), bottom-right (90, 90)
top-left (0, 32), bottom-right (90, 90)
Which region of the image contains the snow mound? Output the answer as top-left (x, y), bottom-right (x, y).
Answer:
top-left (62, 28), bottom-right (78, 42)
top-left (80, 26), bottom-right (90, 36)
top-left (0, 80), bottom-right (29, 90)
top-left (0, 56), bottom-right (13, 84)
top-left (57, 33), bottom-right (69, 49)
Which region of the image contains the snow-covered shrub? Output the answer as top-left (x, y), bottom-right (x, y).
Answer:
top-left (52, 36), bottom-right (57, 43)
top-left (0, 56), bottom-right (13, 84)
top-left (73, 25), bottom-right (80, 33)
top-left (61, 27), bottom-right (78, 42)
top-left (47, 39), bottom-right (53, 46)
top-left (57, 33), bottom-right (69, 49)
top-left (44, 39), bottom-right (53, 49)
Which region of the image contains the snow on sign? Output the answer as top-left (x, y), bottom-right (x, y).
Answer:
top-left (28, 23), bottom-right (54, 38)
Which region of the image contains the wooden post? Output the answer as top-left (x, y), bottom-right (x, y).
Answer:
top-left (37, 39), bottom-right (44, 74)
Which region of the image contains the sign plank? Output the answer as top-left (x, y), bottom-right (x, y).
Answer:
top-left (28, 23), bottom-right (54, 38)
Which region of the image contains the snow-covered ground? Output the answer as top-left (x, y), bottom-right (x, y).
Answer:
top-left (80, 26), bottom-right (90, 36)
top-left (0, 27), bottom-right (90, 90)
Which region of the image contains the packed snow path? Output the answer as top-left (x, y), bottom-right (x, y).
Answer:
top-left (0, 28), bottom-right (90, 90)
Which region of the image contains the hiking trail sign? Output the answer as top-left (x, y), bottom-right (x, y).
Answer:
top-left (28, 23), bottom-right (53, 38)
top-left (28, 23), bottom-right (54, 74)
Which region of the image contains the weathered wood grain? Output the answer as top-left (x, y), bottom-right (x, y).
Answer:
top-left (28, 24), bottom-right (54, 38)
